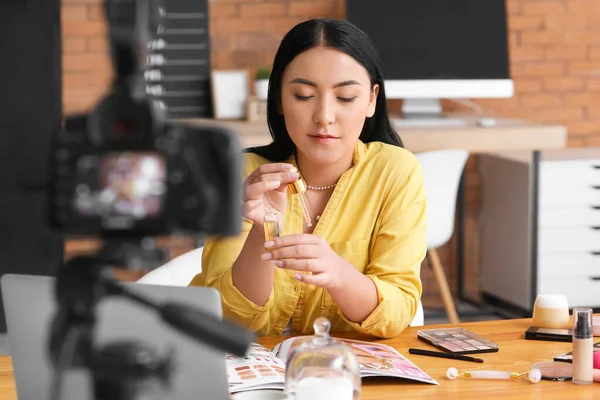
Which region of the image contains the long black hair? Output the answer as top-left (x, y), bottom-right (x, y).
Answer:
top-left (247, 18), bottom-right (403, 162)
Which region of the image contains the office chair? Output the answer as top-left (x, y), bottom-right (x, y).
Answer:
top-left (416, 149), bottom-right (469, 325)
top-left (136, 246), bottom-right (204, 287)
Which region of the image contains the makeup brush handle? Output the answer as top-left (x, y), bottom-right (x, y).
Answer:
top-left (468, 370), bottom-right (513, 380)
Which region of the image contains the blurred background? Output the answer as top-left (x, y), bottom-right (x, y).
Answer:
top-left (2, 0), bottom-right (600, 331)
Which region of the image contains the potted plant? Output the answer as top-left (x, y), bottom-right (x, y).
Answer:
top-left (254, 67), bottom-right (270, 100)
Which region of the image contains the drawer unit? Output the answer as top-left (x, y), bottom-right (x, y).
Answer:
top-left (539, 186), bottom-right (600, 208)
top-left (538, 228), bottom-right (600, 253)
top-left (539, 160), bottom-right (600, 187)
top-left (538, 252), bottom-right (600, 278)
top-left (480, 148), bottom-right (600, 314)
top-left (539, 208), bottom-right (600, 228)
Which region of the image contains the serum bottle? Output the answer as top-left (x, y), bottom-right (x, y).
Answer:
top-left (572, 307), bottom-right (593, 385)
top-left (263, 207), bottom-right (281, 242)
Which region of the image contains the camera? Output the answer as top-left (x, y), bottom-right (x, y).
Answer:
top-left (49, 0), bottom-right (242, 238)
top-left (45, 3), bottom-right (253, 400)
top-left (50, 101), bottom-right (242, 238)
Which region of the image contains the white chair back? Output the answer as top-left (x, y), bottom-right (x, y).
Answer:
top-left (416, 149), bottom-right (469, 249)
top-left (136, 246), bottom-right (204, 286)
top-left (410, 299), bottom-right (424, 327)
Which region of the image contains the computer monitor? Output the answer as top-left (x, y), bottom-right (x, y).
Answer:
top-left (346, 0), bottom-right (513, 120)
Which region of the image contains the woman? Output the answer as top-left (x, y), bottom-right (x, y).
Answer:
top-left (190, 18), bottom-right (426, 339)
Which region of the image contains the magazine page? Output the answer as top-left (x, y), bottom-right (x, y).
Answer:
top-left (227, 342), bottom-right (286, 394)
top-left (344, 339), bottom-right (438, 384)
top-left (273, 336), bottom-right (438, 385)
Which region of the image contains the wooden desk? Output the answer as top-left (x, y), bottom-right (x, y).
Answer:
top-left (181, 116), bottom-right (567, 154)
top-left (0, 356), bottom-right (15, 399)
top-left (0, 318), bottom-right (597, 399)
top-left (257, 318), bottom-right (596, 400)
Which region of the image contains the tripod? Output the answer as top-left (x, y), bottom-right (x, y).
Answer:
top-left (46, 1), bottom-right (250, 397)
top-left (48, 238), bottom-right (254, 400)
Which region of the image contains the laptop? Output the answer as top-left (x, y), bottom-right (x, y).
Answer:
top-left (1, 273), bottom-right (231, 400)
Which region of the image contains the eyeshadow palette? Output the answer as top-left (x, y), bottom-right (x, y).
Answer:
top-left (525, 326), bottom-right (572, 342)
top-left (417, 327), bottom-right (499, 355)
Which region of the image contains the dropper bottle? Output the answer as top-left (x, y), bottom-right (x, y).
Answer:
top-left (288, 178), bottom-right (313, 228)
top-left (263, 207), bottom-right (281, 242)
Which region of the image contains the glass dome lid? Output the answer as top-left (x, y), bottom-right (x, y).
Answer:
top-left (284, 317), bottom-right (361, 400)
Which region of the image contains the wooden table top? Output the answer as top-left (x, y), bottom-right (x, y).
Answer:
top-left (0, 356), bottom-right (16, 399)
top-left (1, 318), bottom-right (597, 399)
top-left (256, 318), bottom-right (598, 400)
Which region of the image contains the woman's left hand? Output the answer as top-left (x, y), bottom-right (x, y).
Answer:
top-left (261, 234), bottom-right (351, 289)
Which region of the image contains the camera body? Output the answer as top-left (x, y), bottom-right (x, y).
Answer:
top-left (50, 90), bottom-right (242, 238)
top-left (49, 0), bottom-right (242, 239)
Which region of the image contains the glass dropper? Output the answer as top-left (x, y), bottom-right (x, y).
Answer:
top-left (288, 179), bottom-right (313, 227)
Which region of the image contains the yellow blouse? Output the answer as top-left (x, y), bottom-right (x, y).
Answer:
top-left (189, 140), bottom-right (427, 338)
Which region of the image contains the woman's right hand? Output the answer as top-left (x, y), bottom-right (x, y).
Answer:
top-left (243, 163), bottom-right (299, 225)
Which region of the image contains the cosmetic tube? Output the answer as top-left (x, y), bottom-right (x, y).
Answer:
top-left (572, 307), bottom-right (594, 385)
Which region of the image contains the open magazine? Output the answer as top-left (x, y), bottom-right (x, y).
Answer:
top-left (227, 336), bottom-right (439, 394)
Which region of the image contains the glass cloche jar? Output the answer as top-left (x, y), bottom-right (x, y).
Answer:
top-left (284, 317), bottom-right (361, 400)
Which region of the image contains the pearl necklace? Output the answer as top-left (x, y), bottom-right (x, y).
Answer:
top-left (307, 183), bottom-right (337, 191)
top-left (308, 184), bottom-right (336, 221)
top-left (302, 160), bottom-right (354, 220)
top-left (305, 180), bottom-right (338, 221)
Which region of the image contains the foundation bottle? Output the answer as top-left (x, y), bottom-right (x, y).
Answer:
top-left (572, 307), bottom-right (593, 385)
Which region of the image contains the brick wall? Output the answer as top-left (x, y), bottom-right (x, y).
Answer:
top-left (60, 0), bottom-right (600, 304)
top-left (63, 0), bottom-right (600, 147)
top-left (62, 0), bottom-right (600, 147)
top-left (60, 0), bottom-right (345, 114)
top-left (475, 0), bottom-right (600, 148)
top-left (61, 0), bottom-right (112, 114)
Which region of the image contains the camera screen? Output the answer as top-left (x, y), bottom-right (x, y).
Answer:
top-left (74, 152), bottom-right (166, 221)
